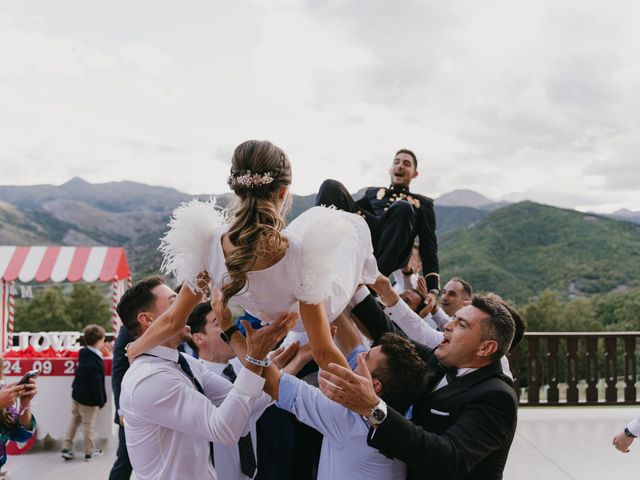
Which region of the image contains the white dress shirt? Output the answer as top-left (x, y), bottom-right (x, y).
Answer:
top-left (277, 373), bottom-right (406, 480)
top-left (120, 346), bottom-right (266, 480)
top-left (200, 358), bottom-right (272, 480)
top-left (392, 269), bottom-right (418, 292)
top-left (384, 298), bottom-right (513, 379)
top-left (627, 417), bottom-right (640, 437)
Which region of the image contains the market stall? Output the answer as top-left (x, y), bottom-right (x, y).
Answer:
top-left (0, 245), bottom-right (131, 451)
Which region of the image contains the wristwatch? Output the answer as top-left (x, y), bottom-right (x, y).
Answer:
top-left (364, 399), bottom-right (387, 427)
top-left (220, 325), bottom-right (239, 344)
top-left (624, 427), bottom-right (637, 438)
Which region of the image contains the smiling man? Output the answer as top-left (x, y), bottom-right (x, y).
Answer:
top-left (316, 148), bottom-right (440, 301)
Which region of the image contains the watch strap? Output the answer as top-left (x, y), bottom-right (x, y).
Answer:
top-left (220, 325), bottom-right (239, 343)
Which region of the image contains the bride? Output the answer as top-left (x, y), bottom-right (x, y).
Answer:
top-left (127, 140), bottom-right (379, 369)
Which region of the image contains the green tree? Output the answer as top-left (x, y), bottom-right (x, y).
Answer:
top-left (67, 283), bottom-right (111, 330)
top-left (521, 290), bottom-right (564, 331)
top-left (14, 286), bottom-right (73, 332)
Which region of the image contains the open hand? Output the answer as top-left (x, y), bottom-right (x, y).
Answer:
top-left (270, 342), bottom-right (300, 369)
top-left (415, 277), bottom-right (429, 300)
top-left (318, 353), bottom-right (379, 416)
top-left (243, 312), bottom-right (299, 361)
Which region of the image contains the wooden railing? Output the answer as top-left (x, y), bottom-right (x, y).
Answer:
top-left (508, 332), bottom-right (640, 406)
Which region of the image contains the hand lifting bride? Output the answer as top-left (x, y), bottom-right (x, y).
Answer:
top-left (126, 139), bottom-right (380, 369)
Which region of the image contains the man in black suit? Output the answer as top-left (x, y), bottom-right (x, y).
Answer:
top-left (319, 293), bottom-right (518, 480)
top-left (316, 148), bottom-right (440, 301)
top-left (108, 322), bottom-right (134, 479)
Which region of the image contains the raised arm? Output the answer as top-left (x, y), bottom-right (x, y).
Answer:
top-left (126, 284), bottom-right (203, 359)
top-left (299, 302), bottom-right (349, 370)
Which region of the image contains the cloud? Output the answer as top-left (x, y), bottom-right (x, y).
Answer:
top-left (1, 1), bottom-right (640, 212)
top-left (118, 42), bottom-right (173, 76)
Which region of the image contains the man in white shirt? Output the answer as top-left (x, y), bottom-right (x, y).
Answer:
top-left (187, 302), bottom-right (264, 480)
top-left (118, 277), bottom-right (287, 480)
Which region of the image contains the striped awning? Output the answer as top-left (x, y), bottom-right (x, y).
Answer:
top-left (0, 246), bottom-right (131, 283)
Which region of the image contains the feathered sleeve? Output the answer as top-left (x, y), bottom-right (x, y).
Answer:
top-left (159, 199), bottom-right (227, 292)
top-left (291, 207), bottom-right (358, 305)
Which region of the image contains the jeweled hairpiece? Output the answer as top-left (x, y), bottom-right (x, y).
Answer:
top-left (228, 170), bottom-right (275, 188)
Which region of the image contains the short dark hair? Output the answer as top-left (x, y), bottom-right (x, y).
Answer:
top-left (395, 148), bottom-right (418, 169)
top-left (472, 295), bottom-right (515, 361)
top-left (506, 304), bottom-right (526, 351)
top-left (116, 276), bottom-right (165, 338)
top-left (186, 302), bottom-right (213, 354)
top-left (83, 324), bottom-right (105, 346)
top-left (449, 277), bottom-right (473, 299)
top-left (372, 333), bottom-right (428, 413)
top-left (484, 293), bottom-right (526, 352)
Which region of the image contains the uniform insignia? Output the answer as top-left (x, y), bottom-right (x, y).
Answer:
top-left (406, 195), bottom-right (420, 208)
top-left (376, 188), bottom-right (386, 200)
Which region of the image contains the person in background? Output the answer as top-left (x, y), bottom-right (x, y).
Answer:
top-left (61, 324), bottom-right (107, 462)
top-left (108, 317), bottom-right (135, 479)
top-left (0, 357), bottom-right (38, 480)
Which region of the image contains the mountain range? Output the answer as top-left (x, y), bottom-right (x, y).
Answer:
top-left (1, 178), bottom-right (638, 303)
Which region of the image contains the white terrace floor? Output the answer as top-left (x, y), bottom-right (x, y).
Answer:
top-left (6, 406), bottom-right (639, 480)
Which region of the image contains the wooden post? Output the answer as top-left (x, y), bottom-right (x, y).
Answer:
top-left (547, 336), bottom-right (559, 403)
top-left (566, 337), bottom-right (579, 403)
top-left (624, 336), bottom-right (636, 403)
top-left (604, 337), bottom-right (618, 403)
top-left (585, 336), bottom-right (598, 403)
top-left (527, 336), bottom-right (540, 404)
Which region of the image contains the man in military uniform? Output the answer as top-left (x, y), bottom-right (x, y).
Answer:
top-left (316, 148), bottom-right (440, 302)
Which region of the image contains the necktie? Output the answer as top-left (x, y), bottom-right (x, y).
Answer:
top-left (223, 363), bottom-right (237, 383)
top-left (223, 363), bottom-right (257, 478)
top-left (176, 354), bottom-right (215, 468)
top-left (428, 361), bottom-right (458, 391)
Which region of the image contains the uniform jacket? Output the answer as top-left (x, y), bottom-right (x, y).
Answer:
top-left (357, 185), bottom-right (439, 291)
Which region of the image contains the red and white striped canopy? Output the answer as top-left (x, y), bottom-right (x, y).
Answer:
top-left (0, 246), bottom-right (131, 283)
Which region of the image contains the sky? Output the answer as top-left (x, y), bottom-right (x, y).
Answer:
top-left (0, 0), bottom-right (639, 213)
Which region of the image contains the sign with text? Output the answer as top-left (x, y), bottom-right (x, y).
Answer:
top-left (3, 358), bottom-right (113, 377)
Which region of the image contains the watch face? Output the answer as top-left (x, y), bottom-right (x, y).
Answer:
top-left (372, 408), bottom-right (386, 422)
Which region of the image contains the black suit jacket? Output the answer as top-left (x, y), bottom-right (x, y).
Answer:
top-left (357, 186), bottom-right (439, 291)
top-left (353, 296), bottom-right (518, 480)
top-left (111, 326), bottom-right (133, 424)
top-left (72, 348), bottom-right (107, 408)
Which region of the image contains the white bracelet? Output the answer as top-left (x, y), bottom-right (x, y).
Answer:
top-left (245, 354), bottom-right (271, 368)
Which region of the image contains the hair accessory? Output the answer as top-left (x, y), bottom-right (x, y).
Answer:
top-left (228, 170), bottom-right (275, 188)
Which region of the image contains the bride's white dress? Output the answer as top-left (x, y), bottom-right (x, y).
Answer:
top-left (160, 201), bottom-right (379, 333)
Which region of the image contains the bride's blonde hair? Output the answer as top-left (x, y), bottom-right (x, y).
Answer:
top-left (222, 140), bottom-right (292, 305)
